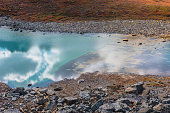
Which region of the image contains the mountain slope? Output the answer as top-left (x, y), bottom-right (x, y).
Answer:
top-left (0, 0), bottom-right (169, 22)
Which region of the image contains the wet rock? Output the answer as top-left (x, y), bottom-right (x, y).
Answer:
top-left (91, 99), bottom-right (103, 111)
top-left (65, 97), bottom-right (78, 105)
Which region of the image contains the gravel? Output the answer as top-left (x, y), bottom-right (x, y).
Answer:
top-left (0, 17), bottom-right (169, 37)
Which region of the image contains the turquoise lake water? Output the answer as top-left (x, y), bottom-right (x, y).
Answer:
top-left (0, 27), bottom-right (170, 88)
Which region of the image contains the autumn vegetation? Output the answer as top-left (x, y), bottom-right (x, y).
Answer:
top-left (0, 0), bottom-right (169, 22)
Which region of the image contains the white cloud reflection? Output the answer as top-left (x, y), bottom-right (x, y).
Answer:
top-left (2, 46), bottom-right (61, 84)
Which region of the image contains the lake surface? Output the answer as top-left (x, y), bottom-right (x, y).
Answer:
top-left (0, 27), bottom-right (170, 88)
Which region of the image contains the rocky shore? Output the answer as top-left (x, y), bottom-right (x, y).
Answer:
top-left (0, 17), bottom-right (169, 37)
top-left (0, 72), bottom-right (169, 113)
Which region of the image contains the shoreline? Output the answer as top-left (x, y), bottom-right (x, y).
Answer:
top-left (0, 17), bottom-right (169, 37)
top-left (0, 72), bottom-right (169, 112)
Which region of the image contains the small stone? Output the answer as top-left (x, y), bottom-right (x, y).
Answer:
top-left (77, 79), bottom-right (85, 84)
top-left (30, 91), bottom-right (37, 95)
top-left (123, 39), bottom-right (128, 41)
top-left (28, 84), bottom-right (32, 87)
top-left (58, 98), bottom-right (64, 103)
top-left (54, 87), bottom-right (63, 91)
top-left (132, 34), bottom-right (137, 36)
top-left (139, 43), bottom-right (142, 45)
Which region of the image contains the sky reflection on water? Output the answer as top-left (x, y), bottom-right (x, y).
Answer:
top-left (0, 27), bottom-right (169, 88)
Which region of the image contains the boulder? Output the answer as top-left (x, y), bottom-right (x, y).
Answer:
top-left (13, 87), bottom-right (27, 96)
top-left (65, 97), bottom-right (78, 105)
top-left (99, 102), bottom-right (123, 112)
top-left (39, 88), bottom-right (48, 94)
top-left (125, 82), bottom-right (144, 94)
top-left (79, 91), bottom-right (90, 99)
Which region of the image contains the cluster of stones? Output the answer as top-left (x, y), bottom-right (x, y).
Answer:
top-left (0, 17), bottom-right (169, 37)
top-left (0, 82), bottom-right (169, 113)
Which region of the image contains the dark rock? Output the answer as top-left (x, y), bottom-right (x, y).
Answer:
top-left (37, 105), bottom-right (44, 111)
top-left (125, 82), bottom-right (144, 94)
top-left (123, 39), bottom-right (128, 41)
top-left (37, 98), bottom-right (47, 105)
top-left (91, 99), bottom-right (103, 111)
top-left (139, 43), bottom-right (142, 45)
top-left (54, 87), bottom-right (63, 91)
top-left (13, 87), bottom-right (27, 96)
top-left (51, 95), bottom-right (59, 101)
top-left (27, 84), bottom-right (32, 87)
